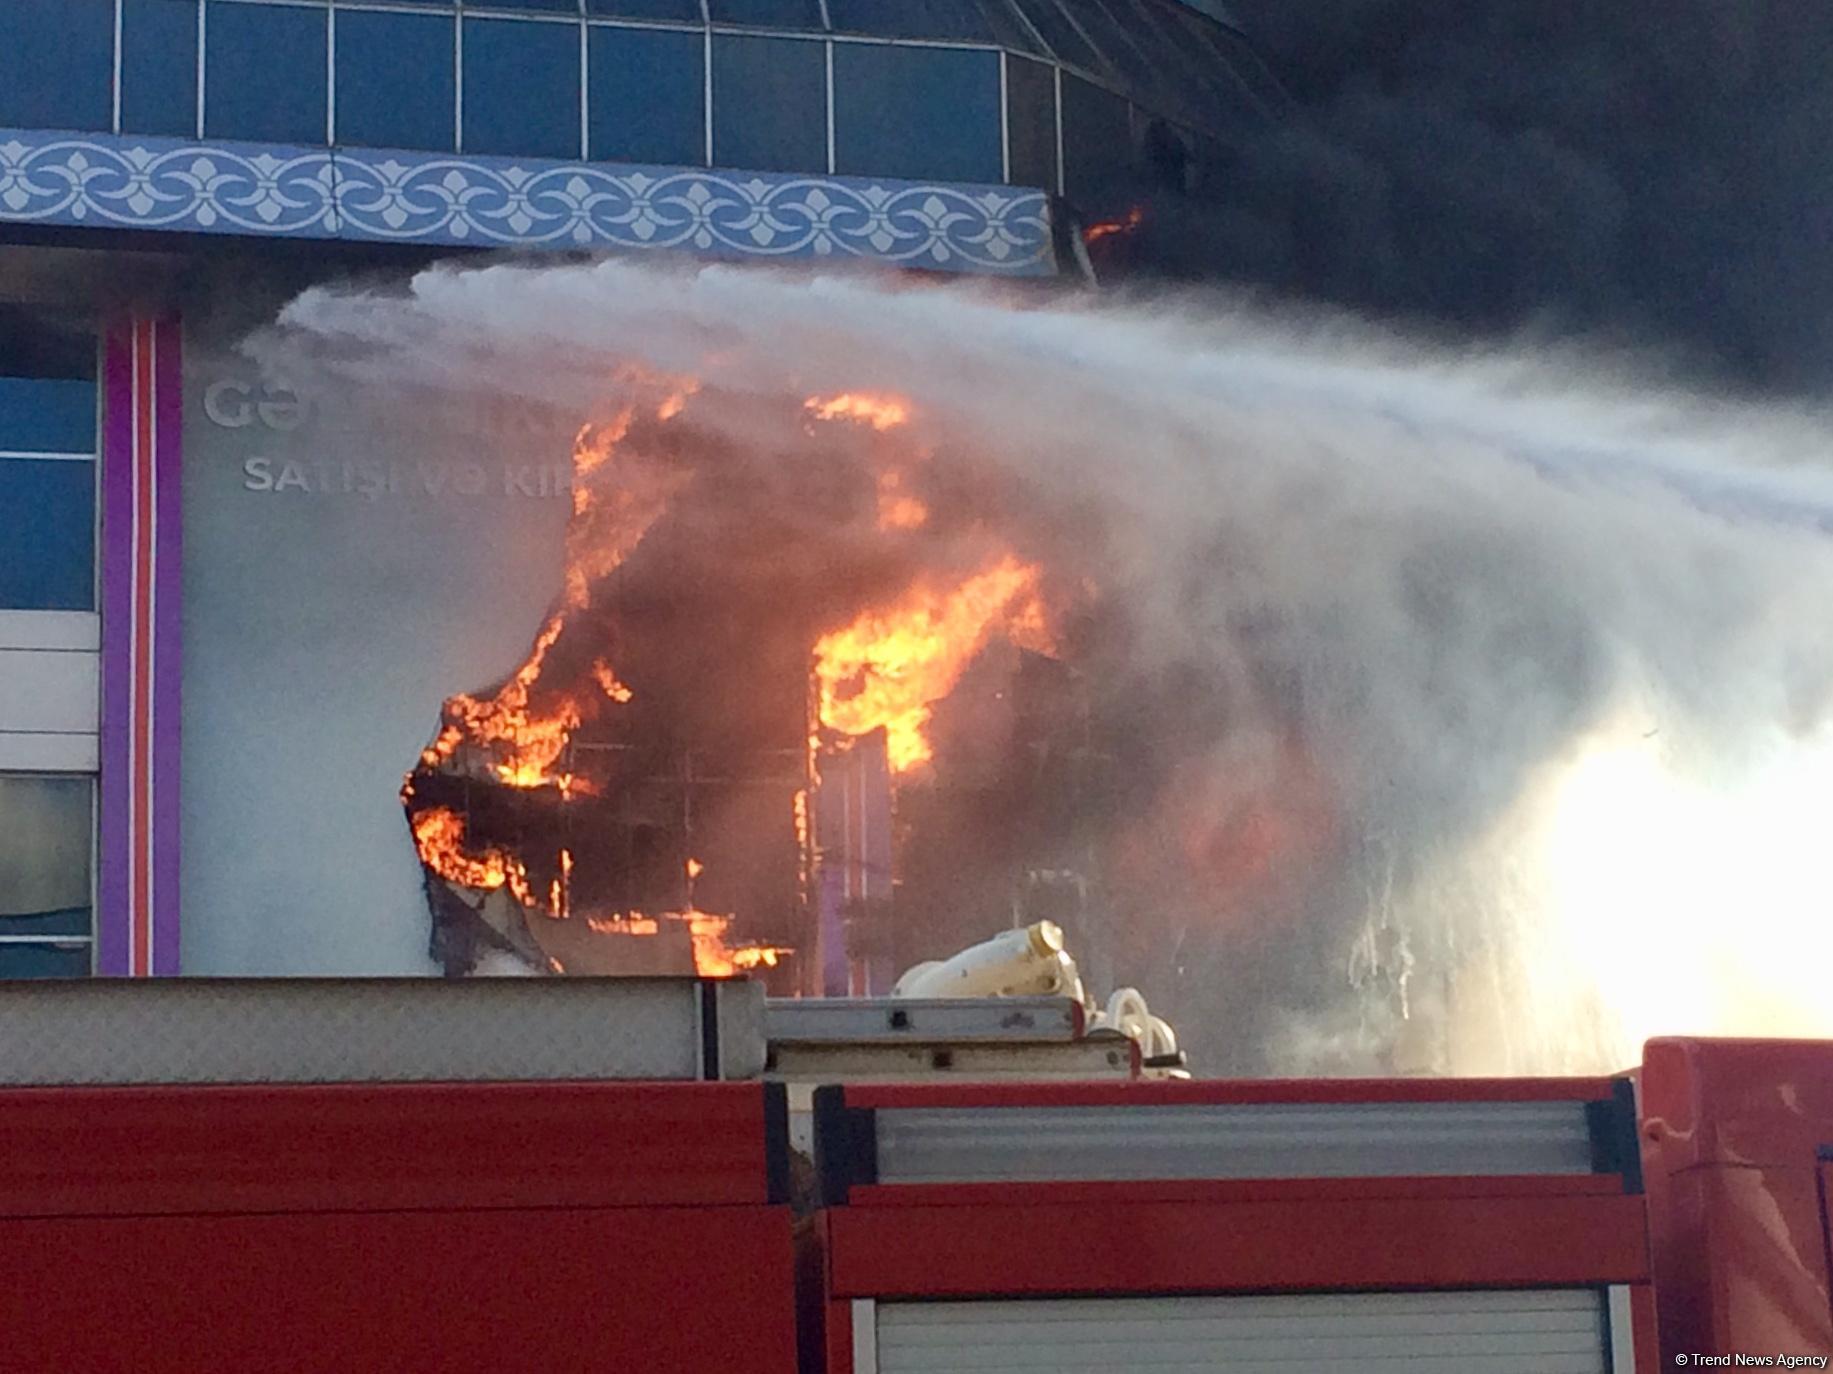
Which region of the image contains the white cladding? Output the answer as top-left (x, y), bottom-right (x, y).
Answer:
top-left (0, 612), bottom-right (99, 770)
top-left (868, 1290), bottom-right (1615, 1373)
top-left (0, 976), bottom-right (767, 1084)
top-left (873, 1100), bottom-right (1597, 1182)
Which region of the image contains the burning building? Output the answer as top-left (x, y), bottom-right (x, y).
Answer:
top-left (0, 0), bottom-right (1265, 988)
top-left (399, 382), bottom-right (1104, 994)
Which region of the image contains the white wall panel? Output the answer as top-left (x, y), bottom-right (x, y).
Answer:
top-left (0, 610), bottom-right (100, 651)
top-left (0, 647), bottom-right (99, 736)
top-left (0, 730), bottom-right (98, 772)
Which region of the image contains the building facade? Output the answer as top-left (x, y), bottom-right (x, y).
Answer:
top-left (0, 0), bottom-right (1272, 980)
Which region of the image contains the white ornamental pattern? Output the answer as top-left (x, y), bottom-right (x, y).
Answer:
top-left (0, 129), bottom-right (1053, 275)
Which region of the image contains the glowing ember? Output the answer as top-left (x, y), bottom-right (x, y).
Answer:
top-left (814, 554), bottom-right (1044, 771)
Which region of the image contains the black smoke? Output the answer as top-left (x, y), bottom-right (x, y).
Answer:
top-left (1095, 2), bottom-right (1833, 392)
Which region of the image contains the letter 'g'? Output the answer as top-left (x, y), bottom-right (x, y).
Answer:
top-left (204, 380), bottom-right (254, 428)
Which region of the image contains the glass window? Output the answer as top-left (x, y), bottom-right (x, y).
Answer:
top-left (0, 378), bottom-right (96, 455)
top-left (1060, 74), bottom-right (1132, 200)
top-left (974, 0), bottom-right (1049, 56)
top-left (1106, 7), bottom-right (1224, 130)
top-left (463, 17), bottom-right (582, 159)
top-left (336, 10), bottom-right (456, 152)
top-left (1005, 54), bottom-right (1056, 191)
top-left (0, 459), bottom-right (95, 611)
top-left (1071, 0), bottom-right (1165, 101)
top-left (478, 0), bottom-right (578, 10)
top-left (833, 44), bottom-right (1001, 185)
top-left (0, 0), bottom-right (114, 134)
top-left (710, 34), bottom-right (825, 174)
top-left (1008, 0), bottom-right (1104, 74)
top-left (0, 316), bottom-right (96, 615)
top-left (0, 942), bottom-right (92, 977)
top-left (0, 777), bottom-right (93, 948)
top-left (205, 1), bottom-right (328, 145)
top-left (589, 0), bottom-right (703, 18)
top-left (708, 0), bottom-right (824, 30)
top-left (589, 26), bottom-right (705, 167)
top-left (123, 0), bottom-right (201, 138)
top-left (826, 0), bottom-right (992, 42)
top-left (0, 312), bottom-right (97, 384)
top-left (1194, 21), bottom-right (1292, 118)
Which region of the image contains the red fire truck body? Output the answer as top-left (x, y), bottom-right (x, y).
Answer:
top-left (0, 981), bottom-right (1825, 1372)
top-left (0, 1082), bottom-right (796, 1374)
top-left (1639, 1038), bottom-right (1833, 1364)
top-left (810, 1076), bottom-right (1658, 1372)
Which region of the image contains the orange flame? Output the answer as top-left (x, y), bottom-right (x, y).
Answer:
top-left (1084, 206), bottom-right (1145, 244)
top-left (591, 659), bottom-right (634, 703)
top-left (682, 909), bottom-right (787, 975)
top-left (410, 414), bottom-right (672, 809)
top-left (417, 614), bottom-right (580, 788)
top-left (548, 847), bottom-right (573, 920)
top-left (577, 908), bottom-right (789, 976)
top-left (411, 807), bottom-right (536, 907)
top-left (563, 416), bottom-right (686, 612)
top-left (805, 392), bottom-right (911, 431)
top-left (876, 468), bottom-right (929, 531)
top-left (814, 555), bottom-right (1043, 771)
top-left (588, 914), bottom-right (661, 936)
top-left (408, 378), bottom-right (1034, 977)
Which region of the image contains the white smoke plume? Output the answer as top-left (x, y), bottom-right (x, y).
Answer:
top-left (255, 257), bottom-right (1833, 1075)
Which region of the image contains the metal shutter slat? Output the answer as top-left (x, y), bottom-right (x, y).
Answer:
top-left (872, 1291), bottom-right (1610, 1374)
top-left (874, 1101), bottom-right (1596, 1182)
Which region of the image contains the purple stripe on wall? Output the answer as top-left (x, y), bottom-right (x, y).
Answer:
top-left (96, 317), bottom-right (183, 977)
top-left (97, 321), bottom-right (134, 977)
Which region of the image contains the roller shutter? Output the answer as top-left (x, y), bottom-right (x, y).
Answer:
top-left (869, 1289), bottom-right (1613, 1373)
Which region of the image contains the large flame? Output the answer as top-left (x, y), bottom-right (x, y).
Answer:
top-left (405, 402), bottom-right (790, 978)
top-left (419, 613), bottom-right (578, 788)
top-left (813, 555), bottom-right (1044, 772)
top-left (404, 377), bottom-right (1062, 979)
top-left (411, 806), bottom-right (535, 908)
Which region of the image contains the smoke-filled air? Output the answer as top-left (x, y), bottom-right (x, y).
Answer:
top-left (254, 257), bottom-right (1833, 1076)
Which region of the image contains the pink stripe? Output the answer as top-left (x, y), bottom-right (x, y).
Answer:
top-left (124, 326), bottom-right (140, 974)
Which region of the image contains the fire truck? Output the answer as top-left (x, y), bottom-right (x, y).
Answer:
top-left (0, 945), bottom-right (1826, 1372)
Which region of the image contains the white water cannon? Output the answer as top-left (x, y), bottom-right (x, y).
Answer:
top-left (891, 920), bottom-right (1181, 1068)
top-left (891, 920), bottom-right (1083, 1000)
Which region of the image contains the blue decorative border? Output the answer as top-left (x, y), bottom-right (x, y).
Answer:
top-left (0, 129), bottom-right (1055, 275)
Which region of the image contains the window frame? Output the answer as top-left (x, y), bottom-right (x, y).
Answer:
top-left (0, 320), bottom-right (102, 616)
top-left (0, 771), bottom-right (99, 978)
